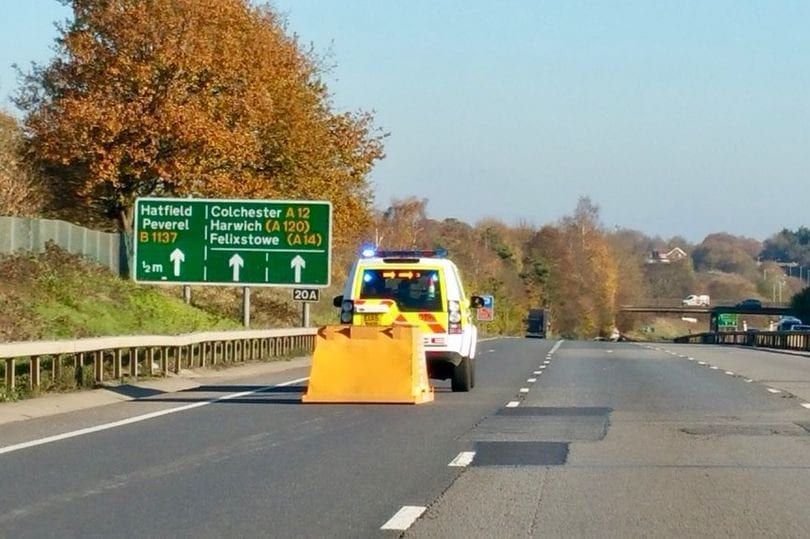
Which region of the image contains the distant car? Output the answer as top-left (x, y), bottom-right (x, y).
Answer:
top-left (777, 317), bottom-right (803, 331)
top-left (682, 294), bottom-right (710, 307)
top-left (736, 298), bottom-right (762, 309)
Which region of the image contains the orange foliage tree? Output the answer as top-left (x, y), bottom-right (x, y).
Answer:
top-left (16, 0), bottom-right (384, 244)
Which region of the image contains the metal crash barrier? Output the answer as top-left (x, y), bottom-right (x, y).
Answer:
top-left (303, 325), bottom-right (434, 404)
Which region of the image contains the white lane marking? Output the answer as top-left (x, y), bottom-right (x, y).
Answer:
top-left (767, 388), bottom-right (782, 394)
top-left (802, 403), bottom-right (810, 409)
top-left (520, 388), bottom-right (530, 393)
top-left (550, 340), bottom-right (564, 354)
top-left (606, 350), bottom-right (613, 354)
top-left (527, 378), bottom-right (537, 383)
top-left (486, 349), bottom-right (496, 353)
top-left (725, 371), bottom-right (735, 375)
top-left (381, 505), bottom-right (426, 531)
top-left (448, 451), bottom-right (476, 467)
top-left (710, 366), bottom-right (719, 370)
top-left (678, 354), bottom-right (687, 358)
top-left (543, 360), bottom-right (551, 364)
top-left (687, 357), bottom-right (695, 361)
top-left (745, 379), bottom-right (754, 383)
top-left (698, 361), bottom-right (707, 365)
top-left (0, 377), bottom-right (309, 456)
top-left (533, 371), bottom-right (542, 375)
top-left (538, 365), bottom-right (547, 370)
top-left (506, 401), bottom-right (520, 408)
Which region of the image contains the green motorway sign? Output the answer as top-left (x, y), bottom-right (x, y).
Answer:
top-left (717, 313), bottom-right (738, 328)
top-left (133, 197), bottom-right (331, 287)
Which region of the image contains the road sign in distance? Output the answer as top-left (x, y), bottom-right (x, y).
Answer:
top-left (477, 295), bottom-right (495, 321)
top-left (133, 198), bottom-right (331, 287)
top-left (293, 288), bottom-right (320, 302)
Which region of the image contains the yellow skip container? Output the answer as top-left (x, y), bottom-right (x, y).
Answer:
top-left (302, 324), bottom-right (434, 404)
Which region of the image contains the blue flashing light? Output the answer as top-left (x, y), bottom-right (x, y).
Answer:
top-left (360, 243), bottom-right (377, 258)
top-left (363, 272), bottom-right (373, 283)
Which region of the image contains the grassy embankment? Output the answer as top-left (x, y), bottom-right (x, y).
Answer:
top-left (0, 245), bottom-right (334, 400)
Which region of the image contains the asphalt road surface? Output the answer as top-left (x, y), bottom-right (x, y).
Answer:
top-left (2, 338), bottom-right (810, 538)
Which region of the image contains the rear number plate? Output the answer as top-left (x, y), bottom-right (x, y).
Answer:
top-left (363, 314), bottom-right (381, 325)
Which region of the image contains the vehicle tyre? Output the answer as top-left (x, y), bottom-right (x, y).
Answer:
top-left (451, 357), bottom-right (472, 392)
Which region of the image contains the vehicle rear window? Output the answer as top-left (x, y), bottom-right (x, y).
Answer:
top-left (359, 269), bottom-right (443, 312)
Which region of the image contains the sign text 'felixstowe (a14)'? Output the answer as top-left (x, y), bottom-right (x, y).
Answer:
top-left (133, 198), bottom-right (332, 287)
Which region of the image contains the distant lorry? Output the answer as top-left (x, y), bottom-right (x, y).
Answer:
top-left (682, 294), bottom-right (710, 307)
top-left (525, 309), bottom-right (547, 338)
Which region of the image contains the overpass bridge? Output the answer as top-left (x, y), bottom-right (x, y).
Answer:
top-left (618, 300), bottom-right (795, 331)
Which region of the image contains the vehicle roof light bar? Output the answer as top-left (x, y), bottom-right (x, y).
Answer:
top-left (374, 248), bottom-right (448, 259)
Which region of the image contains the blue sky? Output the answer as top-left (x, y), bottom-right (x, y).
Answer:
top-left (2, 1), bottom-right (809, 242)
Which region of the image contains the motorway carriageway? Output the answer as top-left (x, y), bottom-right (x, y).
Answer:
top-left (2, 338), bottom-right (810, 537)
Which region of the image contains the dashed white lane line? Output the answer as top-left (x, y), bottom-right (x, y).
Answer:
top-left (698, 361), bottom-right (707, 366)
top-left (538, 365), bottom-right (547, 370)
top-left (745, 379), bottom-right (754, 383)
top-left (543, 360), bottom-right (551, 364)
top-left (710, 366), bottom-right (719, 370)
top-left (687, 357), bottom-right (695, 361)
top-left (802, 403), bottom-right (810, 409)
top-left (527, 378), bottom-right (537, 383)
top-left (725, 371), bottom-right (735, 375)
top-left (520, 388), bottom-right (530, 393)
top-left (0, 376), bottom-right (310, 457)
top-left (448, 451), bottom-right (476, 467)
top-left (606, 350), bottom-right (613, 354)
top-left (506, 401), bottom-right (520, 408)
top-left (381, 505), bottom-right (426, 531)
top-left (533, 371), bottom-right (542, 375)
top-left (486, 349), bottom-right (496, 353)
top-left (767, 388), bottom-right (782, 394)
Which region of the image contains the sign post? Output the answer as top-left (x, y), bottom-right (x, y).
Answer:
top-left (133, 198), bottom-right (332, 287)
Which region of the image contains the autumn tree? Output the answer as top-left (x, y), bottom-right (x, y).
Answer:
top-left (17, 0), bottom-right (384, 244)
top-left (691, 233), bottom-right (761, 278)
top-left (0, 111), bottom-right (44, 216)
top-left (375, 197), bottom-right (428, 249)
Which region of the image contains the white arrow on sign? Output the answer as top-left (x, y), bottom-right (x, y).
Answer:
top-left (229, 253), bottom-right (244, 282)
top-left (169, 248), bottom-right (185, 277)
top-left (291, 255), bottom-right (306, 283)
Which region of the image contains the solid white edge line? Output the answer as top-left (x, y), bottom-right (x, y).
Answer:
top-left (448, 451), bottom-right (476, 467)
top-left (767, 388), bottom-right (782, 394)
top-left (381, 505), bottom-right (426, 531)
top-left (506, 401), bottom-right (520, 408)
top-left (0, 376), bottom-right (310, 456)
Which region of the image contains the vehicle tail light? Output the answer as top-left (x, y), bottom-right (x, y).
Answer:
top-left (448, 300), bottom-right (462, 334)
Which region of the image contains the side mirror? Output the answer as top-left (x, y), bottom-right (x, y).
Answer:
top-left (332, 295), bottom-right (344, 308)
top-left (470, 296), bottom-right (485, 309)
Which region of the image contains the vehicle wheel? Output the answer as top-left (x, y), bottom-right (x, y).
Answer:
top-left (451, 357), bottom-right (472, 392)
